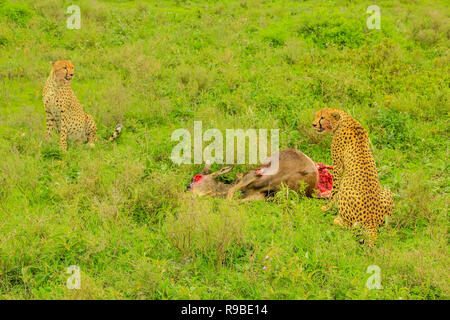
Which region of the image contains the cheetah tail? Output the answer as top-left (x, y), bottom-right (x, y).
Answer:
top-left (108, 123), bottom-right (123, 142)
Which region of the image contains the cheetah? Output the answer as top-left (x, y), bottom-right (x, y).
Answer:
top-left (43, 60), bottom-right (122, 150)
top-left (312, 108), bottom-right (393, 246)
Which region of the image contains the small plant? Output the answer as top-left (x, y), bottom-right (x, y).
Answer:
top-left (370, 108), bottom-right (416, 150)
top-left (41, 144), bottom-right (62, 160)
top-left (0, 1), bottom-right (32, 26)
top-left (391, 172), bottom-right (434, 230)
top-left (177, 65), bottom-right (213, 94)
top-left (164, 199), bottom-right (247, 266)
top-left (283, 39), bottom-right (307, 65)
top-left (272, 182), bottom-right (306, 212)
top-left (260, 23), bottom-right (289, 47)
top-left (0, 36), bottom-right (7, 46)
top-left (297, 13), bottom-right (369, 49)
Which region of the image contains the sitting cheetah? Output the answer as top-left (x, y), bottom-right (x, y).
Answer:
top-left (43, 60), bottom-right (122, 150)
top-left (312, 108), bottom-right (393, 246)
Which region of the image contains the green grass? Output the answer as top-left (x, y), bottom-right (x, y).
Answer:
top-left (0, 0), bottom-right (449, 299)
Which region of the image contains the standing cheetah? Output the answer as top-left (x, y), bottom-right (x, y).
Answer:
top-left (43, 60), bottom-right (122, 150)
top-left (312, 108), bottom-right (393, 246)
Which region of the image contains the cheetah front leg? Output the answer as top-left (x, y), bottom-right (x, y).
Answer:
top-left (45, 110), bottom-right (56, 140)
top-left (367, 226), bottom-right (378, 248)
top-left (333, 216), bottom-right (347, 227)
top-left (60, 115), bottom-right (68, 151)
top-left (84, 113), bottom-right (97, 147)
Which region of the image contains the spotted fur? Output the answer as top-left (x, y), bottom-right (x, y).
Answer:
top-left (43, 60), bottom-right (121, 150)
top-left (312, 108), bottom-right (393, 246)
top-left (109, 123), bottom-right (123, 142)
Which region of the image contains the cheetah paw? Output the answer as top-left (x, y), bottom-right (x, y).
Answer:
top-left (333, 216), bottom-right (345, 227)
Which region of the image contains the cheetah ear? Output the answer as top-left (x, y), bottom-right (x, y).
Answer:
top-left (331, 112), bottom-right (341, 121)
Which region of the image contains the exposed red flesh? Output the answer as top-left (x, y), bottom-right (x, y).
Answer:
top-left (316, 163), bottom-right (333, 198)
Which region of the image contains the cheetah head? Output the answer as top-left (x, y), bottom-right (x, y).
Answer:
top-left (51, 60), bottom-right (74, 82)
top-left (312, 108), bottom-right (343, 134)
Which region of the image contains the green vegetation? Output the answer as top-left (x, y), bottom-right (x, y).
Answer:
top-left (0, 0), bottom-right (448, 299)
